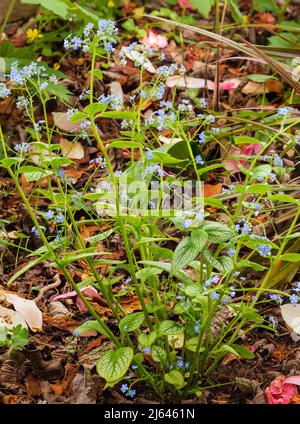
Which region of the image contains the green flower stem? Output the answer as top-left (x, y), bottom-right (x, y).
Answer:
top-left (91, 120), bottom-right (152, 328)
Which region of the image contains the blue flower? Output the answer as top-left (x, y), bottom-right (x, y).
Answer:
top-left (269, 294), bottom-right (283, 304)
top-left (128, 389), bottom-right (136, 398)
top-left (199, 98), bottom-right (207, 108)
top-left (177, 359), bottom-right (184, 368)
top-left (124, 277), bottom-right (132, 285)
top-left (104, 42), bottom-right (115, 52)
top-left (227, 248), bottom-right (235, 257)
top-left (72, 329), bottom-right (80, 337)
top-left (273, 154), bottom-right (283, 166)
top-left (131, 365), bottom-right (138, 370)
top-left (16, 96), bottom-right (30, 109)
top-left (241, 222), bottom-right (252, 234)
top-left (278, 106), bottom-right (293, 116)
top-left (14, 142), bottom-right (30, 154)
top-left (120, 383), bottom-right (129, 394)
top-left (194, 323), bottom-right (200, 334)
top-left (290, 294), bottom-right (299, 305)
top-left (146, 149), bottom-right (154, 160)
top-left (183, 219), bottom-right (192, 229)
top-left (156, 64), bottom-right (178, 77)
top-left (159, 100), bottom-right (172, 109)
top-left (143, 347), bottom-right (151, 354)
top-left (83, 23), bottom-right (94, 37)
top-left (210, 292), bottom-right (220, 300)
top-left (195, 155), bottom-right (204, 165)
top-left (70, 36), bottom-right (82, 50)
top-left (222, 296), bottom-right (231, 303)
top-left (45, 210), bottom-right (55, 220)
top-left (40, 81), bottom-right (48, 91)
top-left (198, 131), bottom-right (206, 144)
top-left (183, 299), bottom-right (190, 307)
top-left (57, 169), bottom-right (65, 178)
top-left (0, 83), bottom-right (11, 99)
top-left (257, 244), bottom-right (271, 257)
top-left (56, 213), bottom-right (65, 224)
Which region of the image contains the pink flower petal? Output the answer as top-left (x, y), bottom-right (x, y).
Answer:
top-left (265, 375), bottom-right (299, 404)
top-left (76, 296), bottom-right (87, 313)
top-left (51, 290), bottom-right (77, 301)
top-left (284, 376), bottom-right (300, 386)
top-left (222, 143), bottom-right (263, 172)
top-left (178, 0), bottom-right (192, 10)
top-left (141, 30), bottom-right (168, 50)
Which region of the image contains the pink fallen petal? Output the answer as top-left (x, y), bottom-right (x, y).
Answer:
top-left (265, 375), bottom-right (298, 404)
top-left (76, 296), bottom-right (87, 313)
top-left (242, 143), bottom-right (262, 156)
top-left (178, 0), bottom-right (192, 9)
top-left (51, 286), bottom-right (107, 313)
top-left (223, 143), bottom-right (263, 172)
top-left (51, 290), bottom-right (77, 301)
top-left (284, 376), bottom-right (300, 386)
top-left (219, 81), bottom-right (237, 90)
top-left (76, 286), bottom-right (108, 313)
top-left (208, 79), bottom-right (241, 91)
top-left (141, 30), bottom-right (168, 49)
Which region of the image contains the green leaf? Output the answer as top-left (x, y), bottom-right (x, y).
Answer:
top-left (203, 251), bottom-right (234, 273)
top-left (252, 0), bottom-right (278, 12)
top-left (152, 151), bottom-right (186, 164)
top-left (201, 221), bottom-right (233, 243)
top-left (190, 0), bottom-right (214, 18)
top-left (246, 184), bottom-right (273, 194)
top-left (220, 343), bottom-right (255, 359)
top-left (138, 331), bottom-right (157, 347)
top-left (234, 136), bottom-right (262, 145)
top-left (69, 112), bottom-right (89, 123)
top-left (92, 69), bottom-right (103, 81)
top-left (151, 345), bottom-right (167, 363)
top-left (99, 111), bottom-right (136, 120)
top-left (184, 285), bottom-right (202, 298)
top-left (10, 325), bottom-right (29, 349)
top-left (119, 312), bottom-right (144, 333)
top-left (231, 344), bottom-right (255, 359)
top-left (108, 140), bottom-right (143, 149)
top-left (21, 0), bottom-right (71, 18)
top-left (96, 347), bottom-right (134, 385)
top-left (251, 164), bottom-right (273, 181)
top-left (159, 320), bottom-right (184, 336)
top-left (220, 344), bottom-right (240, 356)
top-left (186, 337), bottom-right (206, 353)
top-left (135, 267), bottom-right (162, 281)
top-left (268, 194), bottom-right (300, 205)
top-left (165, 370), bottom-right (186, 389)
top-left (74, 320), bottom-right (110, 337)
top-left (228, 0), bottom-right (244, 25)
top-left (0, 157), bottom-right (24, 168)
top-left (247, 74), bottom-right (276, 83)
top-left (0, 327), bottom-right (8, 344)
top-left (268, 33), bottom-right (297, 48)
top-left (84, 103), bottom-right (106, 116)
top-left (23, 170), bottom-right (53, 182)
top-left (171, 236), bottom-right (198, 273)
top-left (191, 229), bottom-right (208, 252)
top-left (279, 253), bottom-right (300, 262)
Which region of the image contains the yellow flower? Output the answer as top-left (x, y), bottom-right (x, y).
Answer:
top-left (26, 28), bottom-right (42, 43)
top-left (53, 63), bottom-right (60, 71)
top-left (108, 0), bottom-right (115, 7)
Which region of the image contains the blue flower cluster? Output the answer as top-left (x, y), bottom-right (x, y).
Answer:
top-left (64, 20), bottom-right (118, 53)
top-left (145, 108), bottom-right (176, 131)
